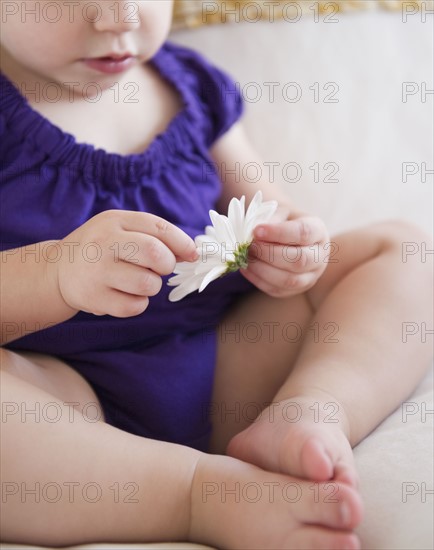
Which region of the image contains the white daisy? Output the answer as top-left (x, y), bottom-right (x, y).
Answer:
top-left (168, 191), bottom-right (278, 302)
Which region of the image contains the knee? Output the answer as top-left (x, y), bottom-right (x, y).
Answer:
top-left (372, 219), bottom-right (432, 256)
top-left (0, 348), bottom-right (37, 379)
top-left (0, 347), bottom-right (17, 373)
top-left (373, 220), bottom-right (433, 289)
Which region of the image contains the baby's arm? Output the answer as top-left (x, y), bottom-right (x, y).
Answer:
top-left (0, 242), bottom-right (77, 344)
top-left (1, 210), bottom-right (197, 345)
top-left (211, 122), bottom-right (296, 220)
top-left (211, 123), bottom-right (330, 297)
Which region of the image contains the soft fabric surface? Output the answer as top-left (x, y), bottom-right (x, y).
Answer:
top-left (3, 10), bottom-right (432, 550)
top-left (0, 545), bottom-right (212, 549)
top-left (173, 11), bottom-right (433, 236)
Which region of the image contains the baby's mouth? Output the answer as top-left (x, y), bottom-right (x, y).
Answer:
top-left (82, 54), bottom-right (136, 74)
top-left (97, 54), bottom-right (132, 62)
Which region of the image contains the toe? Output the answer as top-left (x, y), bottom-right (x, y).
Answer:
top-left (334, 460), bottom-right (360, 488)
top-left (293, 481), bottom-right (364, 530)
top-left (289, 527), bottom-right (361, 550)
top-left (300, 437), bottom-right (334, 480)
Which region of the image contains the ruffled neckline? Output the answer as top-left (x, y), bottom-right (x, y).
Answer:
top-left (0, 43), bottom-right (201, 182)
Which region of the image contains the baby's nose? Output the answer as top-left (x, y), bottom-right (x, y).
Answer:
top-left (90, 0), bottom-right (141, 34)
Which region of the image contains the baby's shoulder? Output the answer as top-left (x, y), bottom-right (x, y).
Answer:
top-left (159, 41), bottom-right (244, 145)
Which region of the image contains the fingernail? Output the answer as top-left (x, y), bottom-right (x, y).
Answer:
top-left (255, 226), bottom-right (266, 238)
top-left (190, 248), bottom-right (199, 261)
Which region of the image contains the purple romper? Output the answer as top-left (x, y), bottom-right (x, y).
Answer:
top-left (0, 42), bottom-right (255, 451)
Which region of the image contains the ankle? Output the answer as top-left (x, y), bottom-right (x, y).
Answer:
top-left (188, 454), bottom-right (259, 548)
top-left (273, 388), bottom-right (353, 443)
top-left (188, 454), bottom-right (225, 546)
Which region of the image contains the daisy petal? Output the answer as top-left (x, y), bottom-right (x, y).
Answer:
top-left (167, 190), bottom-right (280, 301)
top-left (209, 210), bottom-right (237, 247)
top-left (172, 259), bottom-right (200, 274)
top-left (168, 273), bottom-right (204, 302)
top-left (194, 254), bottom-right (222, 275)
top-left (255, 200), bottom-right (279, 222)
top-left (228, 195), bottom-right (245, 242)
top-left (199, 264), bottom-right (227, 293)
top-left (204, 225), bottom-right (218, 240)
top-left (167, 273), bottom-right (193, 287)
top-left (195, 234), bottom-right (217, 248)
top-left (243, 194), bottom-right (278, 241)
top-left (244, 190), bottom-right (263, 224)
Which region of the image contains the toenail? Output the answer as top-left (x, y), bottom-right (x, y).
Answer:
top-left (340, 501), bottom-right (351, 525)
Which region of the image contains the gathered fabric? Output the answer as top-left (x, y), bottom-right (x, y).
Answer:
top-left (0, 42), bottom-right (254, 450)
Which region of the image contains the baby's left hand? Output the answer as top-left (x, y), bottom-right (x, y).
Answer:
top-left (242, 215), bottom-right (330, 297)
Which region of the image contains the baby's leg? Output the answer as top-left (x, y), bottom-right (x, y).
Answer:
top-left (1, 347), bottom-right (362, 549)
top-left (212, 221), bottom-right (433, 485)
top-left (0, 347), bottom-right (197, 545)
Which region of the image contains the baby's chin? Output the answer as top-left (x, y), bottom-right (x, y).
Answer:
top-left (40, 61), bottom-right (143, 99)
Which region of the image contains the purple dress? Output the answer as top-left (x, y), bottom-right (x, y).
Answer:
top-left (0, 42), bottom-right (254, 451)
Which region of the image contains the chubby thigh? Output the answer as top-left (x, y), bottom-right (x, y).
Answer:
top-left (210, 290), bottom-right (313, 453)
top-left (0, 348), bottom-right (106, 423)
top-left (209, 221), bottom-right (407, 453)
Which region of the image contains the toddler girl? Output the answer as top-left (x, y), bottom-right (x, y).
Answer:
top-left (1, 1), bottom-right (432, 549)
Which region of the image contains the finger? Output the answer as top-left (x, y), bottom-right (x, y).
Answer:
top-left (112, 233), bottom-right (177, 275)
top-left (240, 268), bottom-right (277, 296)
top-left (241, 266), bottom-right (313, 298)
top-left (106, 290), bottom-right (150, 318)
top-left (246, 259), bottom-right (318, 293)
top-left (82, 288), bottom-right (150, 318)
top-left (106, 261), bottom-right (162, 297)
top-left (250, 242), bottom-right (328, 273)
top-left (254, 217), bottom-right (327, 246)
top-left (111, 210), bottom-right (198, 262)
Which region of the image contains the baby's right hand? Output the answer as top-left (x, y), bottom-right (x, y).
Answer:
top-left (53, 210), bottom-right (198, 317)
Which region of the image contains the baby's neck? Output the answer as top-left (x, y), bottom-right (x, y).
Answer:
top-left (2, 54), bottom-right (183, 157)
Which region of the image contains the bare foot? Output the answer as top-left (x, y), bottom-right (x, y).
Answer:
top-left (190, 454), bottom-right (363, 549)
top-left (226, 394), bottom-right (358, 488)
